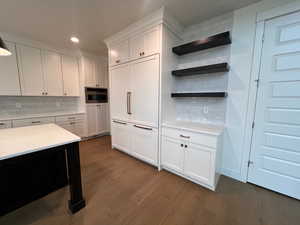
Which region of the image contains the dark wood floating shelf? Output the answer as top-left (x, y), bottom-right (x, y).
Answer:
top-left (173, 31), bottom-right (231, 56)
top-left (171, 92), bottom-right (227, 98)
top-left (172, 63), bottom-right (229, 76)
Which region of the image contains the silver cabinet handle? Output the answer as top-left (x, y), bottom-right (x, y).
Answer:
top-left (180, 134), bottom-right (190, 139)
top-left (113, 120), bottom-right (127, 125)
top-left (0, 123), bottom-right (5, 126)
top-left (127, 92), bottom-right (132, 115)
top-left (134, 125), bottom-right (152, 131)
top-left (68, 117), bottom-right (76, 120)
top-left (32, 121), bottom-right (41, 124)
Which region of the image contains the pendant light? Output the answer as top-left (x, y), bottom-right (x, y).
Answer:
top-left (0, 37), bottom-right (12, 56)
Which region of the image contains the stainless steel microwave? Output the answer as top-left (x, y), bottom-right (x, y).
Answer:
top-left (85, 87), bottom-right (108, 103)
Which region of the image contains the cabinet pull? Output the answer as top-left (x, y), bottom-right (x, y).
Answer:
top-left (70, 122), bottom-right (75, 125)
top-left (180, 144), bottom-right (184, 147)
top-left (0, 123), bottom-right (5, 126)
top-left (31, 121), bottom-right (41, 124)
top-left (134, 125), bottom-right (152, 131)
top-left (116, 59), bottom-right (120, 63)
top-left (113, 120), bottom-right (127, 125)
top-left (68, 117), bottom-right (76, 120)
top-left (127, 92), bottom-right (132, 115)
top-left (180, 134), bottom-right (190, 139)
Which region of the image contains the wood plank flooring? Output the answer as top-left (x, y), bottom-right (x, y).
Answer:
top-left (1, 136), bottom-right (299, 225)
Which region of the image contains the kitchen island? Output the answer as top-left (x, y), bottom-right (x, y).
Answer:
top-left (0, 124), bottom-right (85, 216)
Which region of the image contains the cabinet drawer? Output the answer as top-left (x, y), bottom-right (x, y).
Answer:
top-left (13, 117), bottom-right (55, 128)
top-left (55, 114), bottom-right (84, 123)
top-left (0, 120), bottom-right (12, 129)
top-left (162, 127), bottom-right (218, 149)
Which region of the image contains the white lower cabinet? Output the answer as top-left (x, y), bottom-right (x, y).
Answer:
top-left (13, 117), bottom-right (55, 128)
top-left (161, 126), bottom-right (222, 191)
top-left (86, 104), bottom-right (108, 137)
top-left (55, 114), bottom-right (85, 137)
top-left (111, 120), bottom-right (158, 166)
top-left (0, 120), bottom-right (12, 129)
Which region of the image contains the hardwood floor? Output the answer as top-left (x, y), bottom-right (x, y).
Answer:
top-left (1, 136), bottom-right (299, 225)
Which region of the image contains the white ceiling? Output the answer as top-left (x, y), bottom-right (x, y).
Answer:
top-left (0, 0), bottom-right (260, 56)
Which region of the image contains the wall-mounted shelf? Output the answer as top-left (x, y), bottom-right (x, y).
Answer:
top-left (172, 31), bottom-right (231, 56)
top-left (172, 63), bottom-right (229, 77)
top-left (171, 92), bottom-right (227, 98)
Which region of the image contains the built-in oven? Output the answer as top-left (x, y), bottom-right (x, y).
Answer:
top-left (85, 87), bottom-right (108, 103)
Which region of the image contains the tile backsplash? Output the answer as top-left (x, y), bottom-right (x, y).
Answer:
top-left (0, 96), bottom-right (81, 119)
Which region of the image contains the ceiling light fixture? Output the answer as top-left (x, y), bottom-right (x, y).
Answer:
top-left (0, 37), bottom-right (12, 56)
top-left (70, 37), bottom-right (80, 43)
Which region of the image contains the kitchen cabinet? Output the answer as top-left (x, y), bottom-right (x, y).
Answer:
top-left (161, 125), bottom-right (223, 190)
top-left (17, 44), bottom-right (44, 96)
top-left (161, 136), bottom-right (184, 173)
top-left (111, 120), bottom-right (131, 154)
top-left (13, 117), bottom-right (55, 128)
top-left (0, 42), bottom-right (21, 96)
top-left (42, 50), bottom-right (64, 96)
top-left (0, 120), bottom-right (12, 129)
top-left (86, 104), bottom-right (107, 137)
top-left (55, 114), bottom-right (85, 137)
top-left (130, 26), bottom-right (160, 60)
top-left (61, 55), bottom-right (80, 96)
top-left (130, 55), bottom-right (159, 127)
top-left (131, 125), bottom-right (158, 165)
top-left (84, 57), bottom-right (106, 88)
top-left (110, 63), bottom-right (131, 122)
top-left (109, 40), bottom-right (129, 66)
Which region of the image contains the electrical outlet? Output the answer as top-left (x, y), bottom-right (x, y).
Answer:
top-left (16, 103), bottom-right (22, 108)
top-left (203, 106), bottom-right (209, 114)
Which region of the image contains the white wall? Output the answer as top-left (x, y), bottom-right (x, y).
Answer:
top-left (173, 13), bottom-right (233, 125)
top-left (222, 0), bottom-right (297, 181)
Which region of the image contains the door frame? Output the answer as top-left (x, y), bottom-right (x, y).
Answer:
top-left (242, 1), bottom-right (300, 182)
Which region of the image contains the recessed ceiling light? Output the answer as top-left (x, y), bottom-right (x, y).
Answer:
top-left (70, 37), bottom-right (79, 43)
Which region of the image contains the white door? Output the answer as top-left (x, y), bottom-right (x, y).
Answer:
top-left (17, 44), bottom-right (44, 96)
top-left (111, 120), bottom-right (131, 153)
top-left (131, 125), bottom-right (158, 165)
top-left (42, 50), bottom-right (63, 96)
top-left (130, 55), bottom-right (159, 127)
top-left (96, 104), bottom-right (106, 133)
top-left (143, 26), bottom-right (160, 57)
top-left (248, 11), bottom-right (300, 200)
top-left (110, 64), bottom-right (131, 121)
top-left (95, 62), bottom-right (104, 87)
top-left (61, 55), bottom-right (80, 96)
top-left (84, 57), bottom-right (96, 87)
top-left (161, 136), bottom-right (184, 173)
top-left (184, 144), bottom-right (214, 186)
top-left (130, 33), bottom-right (144, 60)
top-left (0, 41), bottom-right (21, 95)
top-left (86, 105), bottom-right (97, 136)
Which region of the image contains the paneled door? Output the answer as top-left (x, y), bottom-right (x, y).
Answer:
top-left (17, 44), bottom-right (44, 96)
top-left (61, 55), bottom-right (80, 96)
top-left (130, 55), bottom-right (159, 127)
top-left (0, 41), bottom-right (21, 95)
top-left (248, 11), bottom-right (300, 200)
top-left (110, 63), bottom-right (131, 122)
top-left (42, 50), bottom-right (63, 96)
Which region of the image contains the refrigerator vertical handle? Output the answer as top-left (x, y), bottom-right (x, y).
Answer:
top-left (127, 92), bottom-right (132, 115)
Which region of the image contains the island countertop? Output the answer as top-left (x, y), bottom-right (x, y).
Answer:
top-left (0, 123), bottom-right (81, 161)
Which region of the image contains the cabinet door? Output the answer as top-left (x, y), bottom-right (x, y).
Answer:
top-left (61, 55), bottom-right (80, 96)
top-left (42, 50), bottom-right (63, 96)
top-left (161, 136), bottom-right (184, 173)
top-left (109, 40), bottom-right (129, 66)
top-left (95, 62), bottom-right (104, 87)
top-left (96, 104), bottom-right (106, 133)
top-left (111, 120), bottom-right (131, 153)
top-left (110, 64), bottom-right (131, 121)
top-left (86, 105), bottom-right (97, 136)
top-left (84, 57), bottom-right (96, 87)
top-left (184, 144), bottom-right (215, 186)
top-left (131, 55), bottom-right (159, 127)
top-left (131, 125), bottom-right (158, 165)
top-left (17, 44), bottom-right (44, 96)
top-left (0, 42), bottom-right (21, 95)
top-left (143, 26), bottom-right (160, 57)
top-left (130, 33), bottom-right (144, 60)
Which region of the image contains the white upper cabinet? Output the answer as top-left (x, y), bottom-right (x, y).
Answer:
top-left (61, 55), bottom-right (80, 96)
top-left (17, 44), bottom-right (44, 96)
top-left (42, 50), bottom-right (63, 96)
top-left (0, 41), bottom-right (21, 96)
top-left (130, 26), bottom-right (160, 60)
top-left (109, 40), bottom-right (130, 66)
top-left (84, 57), bottom-right (96, 87)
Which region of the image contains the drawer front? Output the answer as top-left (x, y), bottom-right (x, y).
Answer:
top-left (0, 120), bottom-right (12, 129)
top-left (13, 117), bottom-right (55, 128)
top-left (162, 127), bottom-right (218, 149)
top-left (55, 114), bottom-right (84, 123)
